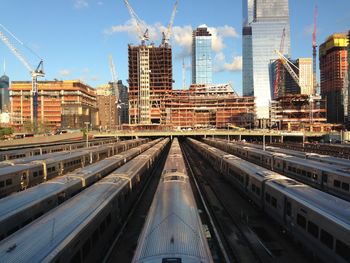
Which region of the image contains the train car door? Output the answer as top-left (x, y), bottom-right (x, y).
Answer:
top-left (283, 197), bottom-right (293, 232)
top-left (20, 171), bottom-right (29, 190)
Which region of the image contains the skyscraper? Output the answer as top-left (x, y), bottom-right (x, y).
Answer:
top-left (319, 33), bottom-right (348, 123)
top-left (192, 25), bottom-right (212, 85)
top-left (243, 0), bottom-right (291, 121)
top-left (0, 74), bottom-right (9, 112)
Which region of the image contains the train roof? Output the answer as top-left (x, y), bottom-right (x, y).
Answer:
top-left (0, 163), bottom-right (40, 175)
top-left (38, 151), bottom-right (89, 164)
top-left (0, 177), bottom-right (126, 262)
top-left (0, 176), bottom-right (80, 222)
top-left (267, 179), bottom-right (350, 230)
top-left (2, 152), bottom-right (67, 165)
top-left (133, 163), bottom-right (212, 262)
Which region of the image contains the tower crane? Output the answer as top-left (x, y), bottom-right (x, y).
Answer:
top-left (0, 24), bottom-right (44, 132)
top-left (273, 28), bottom-right (286, 98)
top-left (108, 54), bottom-right (119, 101)
top-left (123, 0), bottom-right (149, 45)
top-left (312, 5), bottom-right (318, 95)
top-left (161, 0), bottom-right (178, 46)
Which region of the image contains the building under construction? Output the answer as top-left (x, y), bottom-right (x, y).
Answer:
top-left (270, 94), bottom-right (329, 131)
top-left (128, 44), bottom-right (172, 125)
top-left (162, 84), bottom-right (255, 129)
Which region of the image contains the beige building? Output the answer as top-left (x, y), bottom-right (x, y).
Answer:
top-left (296, 58), bottom-right (313, 95)
top-left (10, 80), bottom-right (98, 131)
top-left (96, 84), bottom-right (118, 130)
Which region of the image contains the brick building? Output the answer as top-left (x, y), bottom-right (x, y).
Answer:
top-left (10, 80), bottom-right (98, 131)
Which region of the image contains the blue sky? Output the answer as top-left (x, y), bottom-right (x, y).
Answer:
top-left (0, 0), bottom-right (349, 95)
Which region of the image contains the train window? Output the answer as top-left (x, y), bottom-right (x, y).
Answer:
top-left (302, 170), bottom-right (306, 176)
top-left (265, 193), bottom-right (271, 203)
top-left (297, 169), bottom-right (301, 174)
top-left (6, 179), bottom-right (12, 186)
top-left (0, 181), bottom-right (4, 188)
top-left (322, 174), bottom-right (328, 183)
top-left (307, 172), bottom-right (311, 178)
top-left (48, 168), bottom-right (52, 173)
top-left (297, 214), bottom-right (306, 229)
top-left (292, 167), bottom-right (296, 173)
top-left (334, 180), bottom-right (341, 188)
top-left (33, 172), bottom-right (38, 177)
top-left (106, 213), bottom-right (112, 226)
top-left (312, 174), bottom-right (318, 180)
top-left (251, 184), bottom-right (256, 192)
top-left (307, 221), bottom-right (319, 238)
top-left (341, 183), bottom-right (349, 191)
top-left (39, 170), bottom-right (43, 176)
top-left (336, 240), bottom-right (350, 261)
top-left (100, 221), bottom-right (106, 234)
top-left (271, 197), bottom-right (277, 208)
top-left (256, 187), bottom-right (260, 196)
top-left (82, 240), bottom-right (91, 260)
top-left (286, 201), bottom-right (291, 216)
top-left (70, 251), bottom-right (81, 263)
top-left (162, 258), bottom-right (182, 263)
top-left (92, 229), bottom-right (99, 245)
top-left (52, 167), bottom-right (56, 172)
top-left (320, 229), bottom-right (334, 249)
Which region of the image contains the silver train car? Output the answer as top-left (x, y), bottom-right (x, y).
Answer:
top-left (203, 138), bottom-right (350, 201)
top-left (132, 138), bottom-right (213, 263)
top-left (0, 137), bottom-right (119, 161)
top-left (0, 139), bottom-right (146, 198)
top-left (0, 138), bottom-right (168, 263)
top-left (188, 138), bottom-right (350, 263)
top-left (0, 139), bottom-right (161, 241)
top-left (236, 140), bottom-right (350, 168)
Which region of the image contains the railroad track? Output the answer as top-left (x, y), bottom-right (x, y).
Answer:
top-left (103, 141), bottom-right (171, 263)
top-left (181, 141), bottom-right (270, 263)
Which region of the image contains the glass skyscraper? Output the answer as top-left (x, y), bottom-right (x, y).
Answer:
top-left (243, 0), bottom-right (291, 119)
top-left (192, 25), bottom-right (212, 84)
top-left (0, 74), bottom-right (9, 112)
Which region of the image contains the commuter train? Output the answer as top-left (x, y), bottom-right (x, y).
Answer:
top-left (203, 138), bottom-right (350, 201)
top-left (132, 138), bottom-right (213, 263)
top-left (0, 138), bottom-right (160, 241)
top-left (0, 139), bottom-right (146, 198)
top-left (235, 140), bottom-right (350, 168)
top-left (0, 138), bottom-right (169, 263)
top-left (0, 137), bottom-right (119, 161)
top-left (188, 138), bottom-right (350, 263)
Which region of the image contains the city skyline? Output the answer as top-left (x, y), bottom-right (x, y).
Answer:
top-left (0, 0), bottom-right (349, 95)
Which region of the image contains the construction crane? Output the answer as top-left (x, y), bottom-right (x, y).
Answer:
top-left (123, 0), bottom-right (149, 44)
top-left (161, 0), bottom-right (178, 46)
top-left (0, 24), bottom-right (44, 132)
top-left (312, 5), bottom-right (318, 95)
top-left (108, 55), bottom-right (121, 129)
top-left (273, 28), bottom-right (286, 98)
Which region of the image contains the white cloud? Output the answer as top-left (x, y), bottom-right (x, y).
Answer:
top-left (74, 0), bottom-right (89, 9)
top-left (214, 52), bottom-right (242, 72)
top-left (59, 69), bottom-right (71, 77)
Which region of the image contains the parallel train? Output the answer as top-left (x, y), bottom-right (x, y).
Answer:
top-left (0, 138), bottom-right (169, 263)
top-left (0, 138), bottom-right (161, 241)
top-left (235, 140), bottom-right (350, 168)
top-left (0, 139), bottom-right (146, 198)
top-left (203, 138), bottom-right (350, 201)
top-left (132, 138), bottom-right (213, 263)
top-left (188, 138), bottom-right (350, 263)
top-left (0, 138), bottom-right (119, 161)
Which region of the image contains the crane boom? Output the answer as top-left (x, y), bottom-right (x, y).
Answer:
top-left (0, 26), bottom-right (44, 132)
top-left (109, 54), bottom-right (117, 84)
top-left (275, 49), bottom-right (306, 93)
top-left (123, 0), bottom-right (149, 44)
top-left (162, 0), bottom-right (178, 46)
top-left (273, 28), bottom-right (286, 98)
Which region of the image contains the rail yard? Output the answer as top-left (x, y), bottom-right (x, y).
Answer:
top-left (0, 136), bottom-right (349, 263)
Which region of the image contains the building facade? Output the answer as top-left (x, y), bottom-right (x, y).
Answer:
top-left (162, 84), bottom-right (255, 129)
top-left (0, 74), bottom-right (9, 112)
top-left (243, 0), bottom-right (291, 120)
top-left (272, 58), bottom-right (313, 97)
top-left (192, 25), bottom-right (212, 85)
top-left (128, 44), bottom-right (172, 125)
top-left (96, 84), bottom-right (117, 130)
top-left (10, 80), bottom-right (98, 131)
top-left (319, 33), bottom-right (348, 123)
top-left (117, 80), bottom-right (129, 125)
